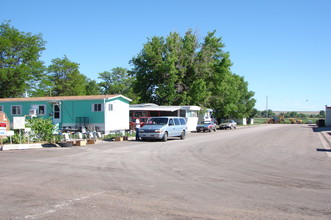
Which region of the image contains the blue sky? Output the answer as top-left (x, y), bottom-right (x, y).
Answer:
top-left (1, 0), bottom-right (330, 111)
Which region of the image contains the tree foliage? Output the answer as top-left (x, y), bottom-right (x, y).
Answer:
top-left (130, 30), bottom-right (256, 118)
top-left (0, 21), bottom-right (46, 98)
top-left (98, 67), bottom-right (135, 98)
top-left (85, 78), bottom-right (101, 95)
top-left (47, 56), bottom-right (87, 96)
top-left (319, 110), bottom-right (325, 118)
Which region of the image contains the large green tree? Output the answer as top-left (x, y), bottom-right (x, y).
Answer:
top-left (0, 21), bottom-right (46, 98)
top-left (130, 30), bottom-right (209, 105)
top-left (130, 30), bottom-right (256, 118)
top-left (47, 56), bottom-right (87, 96)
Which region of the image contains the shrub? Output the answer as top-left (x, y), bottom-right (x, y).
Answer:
top-left (26, 118), bottom-right (56, 143)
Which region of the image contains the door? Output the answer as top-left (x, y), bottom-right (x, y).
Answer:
top-left (168, 118), bottom-right (176, 137)
top-left (53, 104), bottom-right (61, 125)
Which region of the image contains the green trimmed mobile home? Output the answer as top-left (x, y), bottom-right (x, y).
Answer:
top-left (0, 95), bottom-right (131, 134)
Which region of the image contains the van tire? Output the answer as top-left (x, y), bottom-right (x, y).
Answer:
top-left (162, 132), bottom-right (168, 142)
top-left (180, 131), bottom-right (186, 140)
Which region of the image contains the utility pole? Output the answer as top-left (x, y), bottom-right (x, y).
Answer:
top-left (266, 95), bottom-right (268, 123)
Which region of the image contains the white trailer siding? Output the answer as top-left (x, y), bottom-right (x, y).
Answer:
top-left (104, 99), bottom-right (130, 134)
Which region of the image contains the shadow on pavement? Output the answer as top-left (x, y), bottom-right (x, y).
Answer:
top-left (311, 125), bottom-right (331, 133)
top-left (316, 148), bottom-right (331, 152)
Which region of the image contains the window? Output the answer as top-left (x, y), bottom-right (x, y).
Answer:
top-left (187, 110), bottom-right (197, 117)
top-left (109, 103), bottom-right (113, 111)
top-left (38, 105), bottom-right (45, 115)
top-left (180, 110), bottom-right (186, 117)
top-left (92, 103), bottom-right (103, 112)
top-left (11, 105), bottom-right (22, 115)
top-left (179, 118), bottom-right (186, 125)
top-left (54, 105), bottom-right (60, 119)
top-left (0, 105), bottom-right (3, 112)
top-left (31, 105), bottom-right (46, 115)
top-left (174, 118), bottom-right (180, 125)
top-left (169, 119), bottom-right (174, 126)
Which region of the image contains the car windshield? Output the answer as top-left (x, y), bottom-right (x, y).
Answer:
top-left (147, 118), bottom-right (169, 125)
top-left (224, 120), bottom-right (233, 123)
top-left (140, 118), bottom-right (148, 122)
top-left (202, 121), bottom-right (211, 124)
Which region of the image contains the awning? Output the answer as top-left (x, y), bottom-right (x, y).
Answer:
top-left (130, 105), bottom-right (181, 112)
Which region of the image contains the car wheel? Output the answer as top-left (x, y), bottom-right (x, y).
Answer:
top-left (214, 127), bottom-right (216, 132)
top-left (180, 130), bottom-right (186, 140)
top-left (208, 128), bottom-right (211, 132)
top-left (162, 132), bottom-right (168, 142)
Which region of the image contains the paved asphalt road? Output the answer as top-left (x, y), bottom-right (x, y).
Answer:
top-left (0, 124), bottom-right (330, 220)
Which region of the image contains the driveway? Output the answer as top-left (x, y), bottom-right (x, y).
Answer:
top-left (0, 124), bottom-right (330, 219)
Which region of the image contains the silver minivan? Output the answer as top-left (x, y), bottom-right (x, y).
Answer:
top-left (139, 117), bottom-right (187, 142)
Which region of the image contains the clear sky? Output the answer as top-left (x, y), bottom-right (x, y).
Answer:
top-left (1, 0), bottom-right (330, 111)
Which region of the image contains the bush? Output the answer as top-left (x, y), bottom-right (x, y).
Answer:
top-left (26, 118), bottom-right (56, 143)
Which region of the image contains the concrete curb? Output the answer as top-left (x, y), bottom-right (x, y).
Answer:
top-left (2, 143), bottom-right (43, 151)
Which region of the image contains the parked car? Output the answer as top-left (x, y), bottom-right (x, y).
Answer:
top-left (139, 117), bottom-right (187, 142)
top-left (219, 119), bottom-right (237, 129)
top-left (196, 121), bottom-right (217, 132)
top-left (129, 117), bottom-right (150, 130)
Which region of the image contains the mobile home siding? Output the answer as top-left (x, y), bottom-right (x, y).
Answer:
top-left (0, 101), bottom-right (52, 122)
top-left (61, 100), bottom-right (105, 124)
top-left (0, 95), bottom-right (131, 133)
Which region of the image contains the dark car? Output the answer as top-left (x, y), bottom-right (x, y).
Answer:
top-left (196, 121), bottom-right (217, 132)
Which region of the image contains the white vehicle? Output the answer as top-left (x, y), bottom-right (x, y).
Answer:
top-left (219, 119), bottom-right (237, 129)
top-left (139, 117), bottom-right (187, 141)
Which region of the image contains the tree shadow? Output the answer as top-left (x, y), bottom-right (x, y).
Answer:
top-left (316, 148), bottom-right (331, 152)
top-left (42, 143), bottom-right (58, 148)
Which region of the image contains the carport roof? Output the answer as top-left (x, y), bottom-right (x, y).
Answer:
top-left (130, 105), bottom-right (181, 112)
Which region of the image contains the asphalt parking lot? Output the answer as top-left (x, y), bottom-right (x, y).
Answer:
top-left (1, 124), bottom-right (331, 220)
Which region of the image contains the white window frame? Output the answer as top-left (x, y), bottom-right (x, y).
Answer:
top-left (11, 105), bottom-right (22, 115)
top-left (92, 103), bottom-right (104, 112)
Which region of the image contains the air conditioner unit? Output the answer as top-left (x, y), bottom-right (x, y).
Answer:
top-left (29, 109), bottom-right (37, 116)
